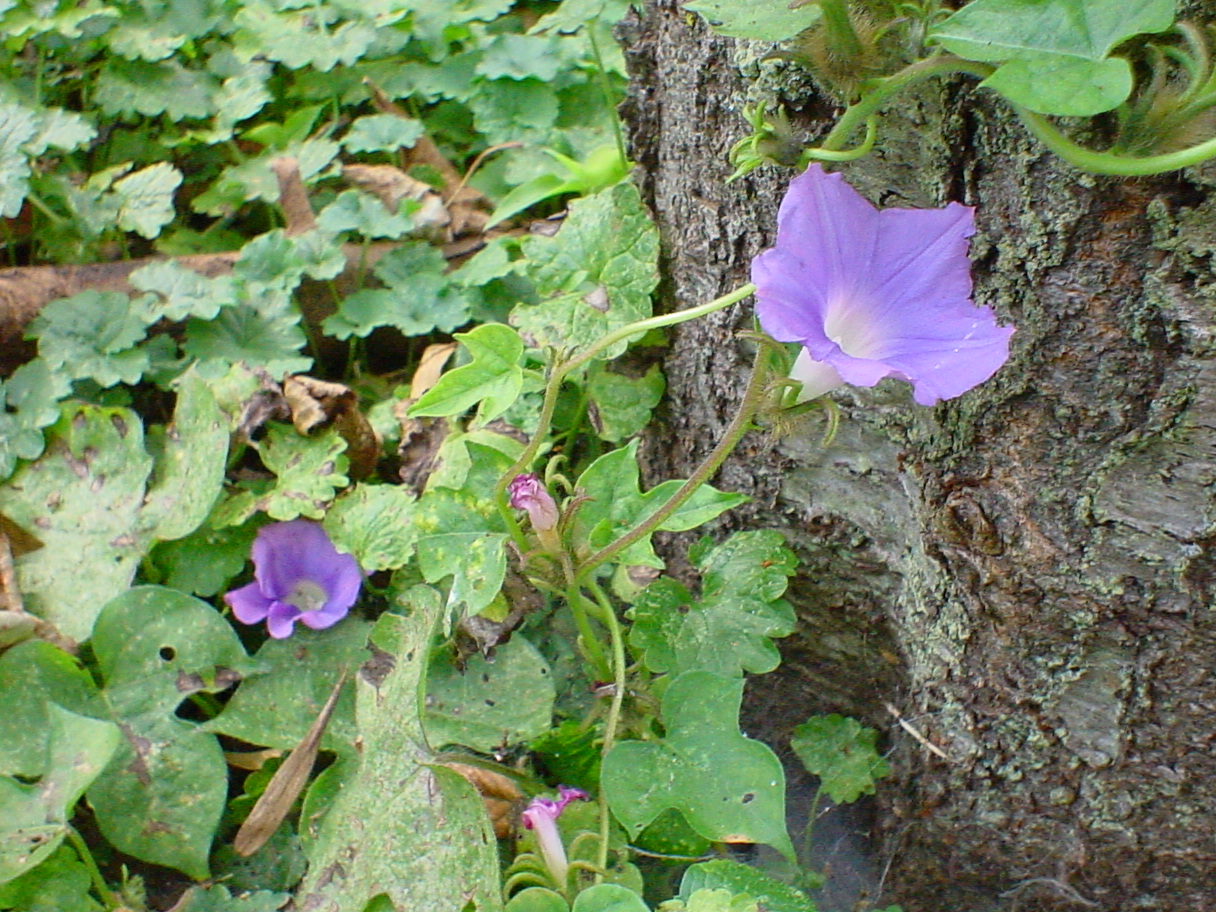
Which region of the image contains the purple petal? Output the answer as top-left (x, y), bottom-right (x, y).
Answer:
top-left (266, 601), bottom-right (302, 639)
top-left (251, 520), bottom-right (335, 599)
top-left (752, 164), bottom-right (1013, 404)
top-left (225, 581), bottom-right (274, 624)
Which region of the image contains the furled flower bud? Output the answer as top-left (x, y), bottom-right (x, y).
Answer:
top-left (508, 473), bottom-right (560, 533)
top-left (520, 786), bottom-right (588, 885)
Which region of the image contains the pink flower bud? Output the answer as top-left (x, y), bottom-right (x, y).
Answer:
top-left (508, 473), bottom-right (560, 532)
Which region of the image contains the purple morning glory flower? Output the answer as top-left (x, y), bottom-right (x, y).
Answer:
top-left (224, 520), bottom-right (362, 639)
top-left (508, 473), bottom-right (559, 532)
top-left (752, 164), bottom-right (1014, 406)
top-left (521, 785), bottom-right (588, 884)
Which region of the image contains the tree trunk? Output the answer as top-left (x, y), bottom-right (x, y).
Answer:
top-left (621, 3), bottom-right (1216, 909)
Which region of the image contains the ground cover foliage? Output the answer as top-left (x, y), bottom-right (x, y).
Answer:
top-left (0, 1), bottom-right (895, 911)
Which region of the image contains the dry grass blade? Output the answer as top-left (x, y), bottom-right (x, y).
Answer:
top-left (233, 671), bottom-right (348, 856)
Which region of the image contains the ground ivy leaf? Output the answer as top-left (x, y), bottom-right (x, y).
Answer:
top-left (0, 705), bottom-right (121, 884)
top-left (476, 33), bottom-right (562, 81)
top-left (112, 161), bottom-right (181, 238)
top-left (424, 634), bottom-right (556, 751)
top-left (130, 259), bottom-right (240, 322)
top-left (468, 78), bottom-right (560, 146)
top-left (0, 103), bottom-right (37, 217)
top-left (204, 622), bottom-right (369, 756)
top-left (0, 359), bottom-right (71, 480)
top-left (409, 323), bottom-right (525, 423)
top-left (293, 590), bottom-right (502, 911)
top-left (169, 885), bottom-right (290, 912)
top-left (789, 714), bottom-right (890, 804)
top-left (679, 860), bottom-right (815, 912)
top-left (588, 363), bottom-right (665, 441)
top-left (95, 58), bottom-right (217, 120)
top-left (322, 242), bottom-right (471, 339)
top-left (87, 587), bottom-right (256, 879)
top-left (513, 181), bottom-right (659, 359)
top-left (932, 0), bottom-right (1174, 115)
top-left (416, 531), bottom-right (507, 618)
top-left (629, 531), bottom-right (796, 677)
top-left (601, 671), bottom-right (793, 858)
top-left (342, 114), bottom-right (425, 153)
top-left (30, 107), bottom-right (96, 153)
top-left (684, 0), bottom-right (821, 41)
top-left (27, 290), bottom-right (157, 388)
top-left (572, 440), bottom-right (748, 568)
top-left (323, 483), bottom-right (419, 572)
top-left (183, 302), bottom-right (312, 377)
top-left (316, 189), bottom-right (417, 239)
top-left (211, 424), bottom-right (349, 526)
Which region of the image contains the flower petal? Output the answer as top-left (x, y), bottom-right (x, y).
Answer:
top-left (790, 348), bottom-right (846, 402)
top-left (266, 601), bottom-right (302, 639)
top-left (251, 520), bottom-right (335, 599)
top-left (225, 581), bottom-right (274, 624)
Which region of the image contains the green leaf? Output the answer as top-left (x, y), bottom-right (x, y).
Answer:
top-left (601, 671), bottom-right (793, 858)
top-left (141, 372), bottom-right (229, 540)
top-left (789, 714), bottom-right (890, 804)
top-left (27, 290), bottom-right (156, 388)
top-left (571, 884), bottom-right (649, 912)
top-left (513, 181), bottom-right (659, 359)
top-left (932, 0), bottom-right (1175, 116)
top-left (293, 590), bottom-right (503, 911)
top-left (152, 519), bottom-right (261, 597)
top-left (317, 189), bottom-right (417, 240)
top-left (323, 484), bottom-right (420, 572)
top-left (0, 359), bottom-right (71, 480)
top-left (343, 114), bottom-right (425, 153)
top-left (425, 635), bottom-right (556, 751)
top-left (587, 363), bottom-right (664, 442)
top-left (571, 440), bottom-right (748, 568)
top-left (506, 887), bottom-right (569, 912)
top-left (0, 706), bottom-right (120, 884)
top-left (322, 243), bottom-right (472, 339)
top-left (469, 79), bottom-right (561, 146)
top-left (629, 531), bottom-right (796, 677)
top-left (0, 845), bottom-right (101, 912)
top-left (476, 33), bottom-right (562, 82)
top-left (183, 302), bottom-right (312, 377)
top-left (0, 103), bottom-right (37, 217)
top-left (86, 587), bottom-right (256, 879)
top-left (683, 0), bottom-right (821, 41)
top-left (95, 58), bottom-right (217, 120)
top-left (112, 162), bottom-right (182, 238)
top-left (205, 622), bottom-right (369, 756)
top-left (212, 425), bottom-right (349, 525)
top-left (679, 860), bottom-right (816, 912)
top-left (167, 885), bottom-right (290, 912)
top-left (0, 642), bottom-right (101, 780)
top-left (416, 531), bottom-right (508, 617)
top-left (130, 260), bottom-right (240, 322)
top-left (409, 323), bottom-right (525, 423)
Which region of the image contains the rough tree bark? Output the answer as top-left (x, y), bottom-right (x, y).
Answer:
top-left (621, 2), bottom-right (1216, 910)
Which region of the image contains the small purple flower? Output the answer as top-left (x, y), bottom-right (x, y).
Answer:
top-left (224, 520), bottom-right (362, 639)
top-left (508, 473), bottom-right (559, 532)
top-left (752, 164), bottom-right (1015, 406)
top-left (521, 786), bottom-right (588, 884)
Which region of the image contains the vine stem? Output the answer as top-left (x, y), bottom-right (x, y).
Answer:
top-left (67, 826), bottom-right (119, 911)
top-left (575, 341), bottom-right (774, 581)
top-left (589, 576), bottom-right (628, 880)
top-left (1014, 106), bottom-right (1216, 175)
top-left (493, 282), bottom-right (757, 537)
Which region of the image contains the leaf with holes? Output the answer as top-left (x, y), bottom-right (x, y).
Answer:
top-left (512, 181), bottom-right (659, 359)
top-left (601, 671), bottom-right (793, 858)
top-left (86, 586), bottom-right (258, 878)
top-left (628, 531), bottom-right (796, 677)
top-left (425, 635), bottom-right (555, 751)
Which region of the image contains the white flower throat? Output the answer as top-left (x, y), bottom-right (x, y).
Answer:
top-left (285, 579), bottom-right (327, 612)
